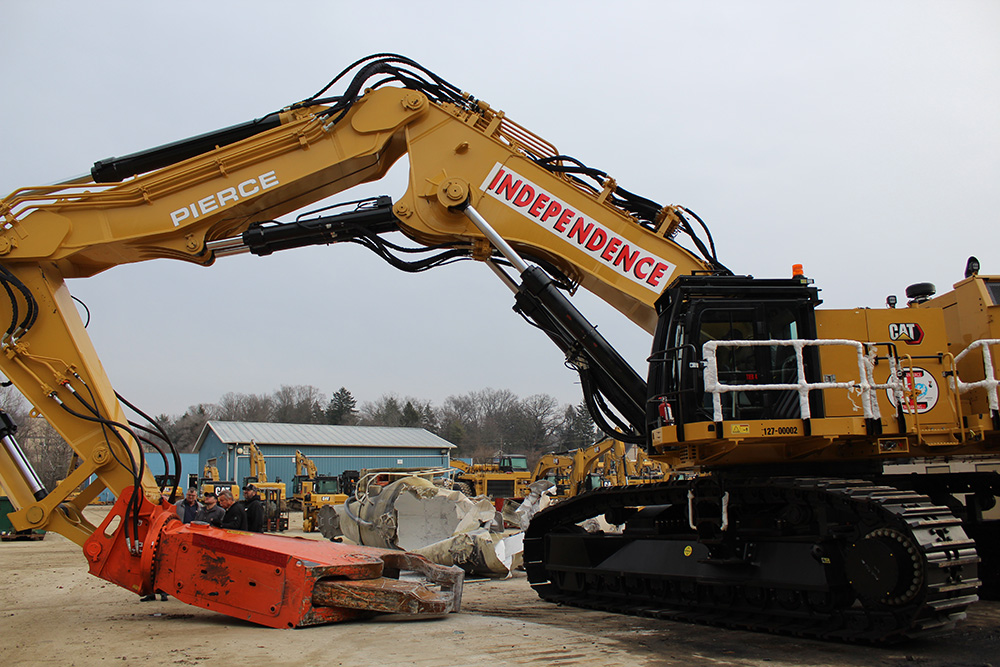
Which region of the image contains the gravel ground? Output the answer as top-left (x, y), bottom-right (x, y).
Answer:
top-left (0, 506), bottom-right (997, 666)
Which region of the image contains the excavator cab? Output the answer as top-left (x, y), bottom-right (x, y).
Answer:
top-left (496, 455), bottom-right (529, 473)
top-left (309, 476), bottom-right (342, 495)
top-left (648, 275), bottom-right (825, 437)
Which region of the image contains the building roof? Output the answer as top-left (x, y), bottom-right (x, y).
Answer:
top-left (193, 421), bottom-right (456, 452)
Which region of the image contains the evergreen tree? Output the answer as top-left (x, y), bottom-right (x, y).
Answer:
top-left (556, 401), bottom-right (597, 450)
top-left (401, 401), bottom-right (421, 427)
top-left (325, 387), bottom-right (358, 425)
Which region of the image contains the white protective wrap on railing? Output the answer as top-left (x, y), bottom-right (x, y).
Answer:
top-left (952, 339), bottom-right (1000, 413)
top-left (702, 339), bottom-right (904, 424)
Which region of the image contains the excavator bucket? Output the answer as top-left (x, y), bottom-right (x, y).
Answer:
top-left (82, 490), bottom-right (463, 628)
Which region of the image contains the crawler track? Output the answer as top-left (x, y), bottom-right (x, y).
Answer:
top-left (524, 476), bottom-right (980, 643)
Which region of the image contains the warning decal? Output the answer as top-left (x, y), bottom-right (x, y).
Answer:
top-left (886, 366), bottom-right (939, 414)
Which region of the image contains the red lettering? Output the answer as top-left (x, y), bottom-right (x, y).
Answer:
top-left (646, 262), bottom-right (668, 287)
top-left (633, 256), bottom-right (654, 280)
top-left (554, 208), bottom-right (574, 232)
top-left (600, 237), bottom-right (622, 261)
top-left (569, 217), bottom-right (593, 245)
top-left (488, 168), bottom-right (506, 192)
top-left (614, 245), bottom-right (640, 273)
top-left (498, 174), bottom-right (522, 201)
top-left (540, 200), bottom-right (562, 223)
top-left (512, 184), bottom-right (535, 207)
top-left (584, 228), bottom-right (608, 252)
top-left (528, 194), bottom-right (550, 217)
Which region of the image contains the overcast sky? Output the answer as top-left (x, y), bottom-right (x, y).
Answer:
top-left (1, 1), bottom-right (997, 418)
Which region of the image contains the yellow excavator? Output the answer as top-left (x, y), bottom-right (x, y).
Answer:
top-left (292, 449), bottom-right (347, 532)
top-left (0, 55), bottom-right (996, 640)
top-left (241, 442), bottom-right (288, 532)
top-left (198, 458), bottom-right (238, 498)
top-left (242, 442), bottom-right (286, 497)
top-left (531, 438), bottom-right (670, 499)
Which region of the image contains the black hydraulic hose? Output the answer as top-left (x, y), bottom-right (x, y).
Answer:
top-left (351, 238), bottom-right (469, 273)
top-left (59, 394), bottom-right (144, 548)
top-left (74, 381), bottom-right (149, 547)
top-left (304, 54), bottom-right (382, 102)
top-left (679, 206), bottom-right (730, 273)
top-left (303, 53), bottom-right (453, 106)
top-left (305, 54), bottom-right (472, 130)
top-left (72, 295), bottom-right (91, 328)
top-left (579, 367), bottom-right (646, 445)
top-left (0, 266), bottom-right (38, 334)
top-left (533, 156), bottom-right (732, 272)
top-left (116, 390), bottom-right (181, 505)
top-left (127, 422), bottom-right (172, 491)
top-left (0, 279), bottom-right (18, 337)
top-left (67, 388), bottom-right (143, 480)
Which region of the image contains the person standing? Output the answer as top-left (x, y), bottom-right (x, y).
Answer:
top-left (242, 484), bottom-right (265, 533)
top-left (218, 490), bottom-right (248, 531)
top-left (194, 492), bottom-right (225, 527)
top-left (176, 487), bottom-right (202, 523)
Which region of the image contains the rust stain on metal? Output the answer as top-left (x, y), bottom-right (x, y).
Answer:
top-left (198, 551), bottom-right (232, 587)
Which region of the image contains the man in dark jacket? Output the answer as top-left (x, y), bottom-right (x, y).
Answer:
top-left (176, 487), bottom-right (201, 523)
top-left (242, 484), bottom-right (265, 533)
top-left (194, 492), bottom-right (225, 527)
top-left (218, 490), bottom-right (248, 530)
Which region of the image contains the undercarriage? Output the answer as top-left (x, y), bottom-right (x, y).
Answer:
top-left (524, 473), bottom-right (982, 643)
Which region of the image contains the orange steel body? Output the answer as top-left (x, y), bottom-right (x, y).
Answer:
top-left (83, 490), bottom-right (463, 628)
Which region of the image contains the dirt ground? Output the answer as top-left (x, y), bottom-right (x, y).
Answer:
top-left (1, 507), bottom-right (998, 667)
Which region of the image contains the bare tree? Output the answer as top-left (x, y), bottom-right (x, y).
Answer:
top-left (0, 384), bottom-right (28, 421)
top-left (163, 403), bottom-right (216, 452)
top-left (359, 394), bottom-right (405, 426)
top-left (18, 418), bottom-right (75, 491)
top-left (439, 388), bottom-right (562, 460)
top-left (216, 391), bottom-right (273, 422)
top-left (271, 385), bottom-right (323, 424)
top-left (0, 386), bottom-right (73, 490)
top-left (511, 393), bottom-right (561, 454)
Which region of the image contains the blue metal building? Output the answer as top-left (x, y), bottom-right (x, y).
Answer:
top-left (193, 421), bottom-right (455, 497)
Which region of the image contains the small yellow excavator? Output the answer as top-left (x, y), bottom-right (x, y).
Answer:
top-left (292, 449), bottom-right (347, 532)
top-left (197, 458), bottom-right (238, 498)
top-left (241, 442), bottom-right (288, 532)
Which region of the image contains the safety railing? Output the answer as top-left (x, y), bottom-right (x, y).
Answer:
top-left (951, 339), bottom-right (1000, 417)
top-left (702, 338), bottom-right (905, 424)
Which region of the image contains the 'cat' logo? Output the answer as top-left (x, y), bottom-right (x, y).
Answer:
top-left (888, 322), bottom-right (924, 345)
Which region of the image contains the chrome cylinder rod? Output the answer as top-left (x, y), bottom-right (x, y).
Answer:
top-left (462, 204), bottom-right (529, 275)
top-left (205, 236), bottom-right (250, 257)
top-left (0, 431), bottom-right (47, 501)
top-left (485, 259), bottom-right (519, 294)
